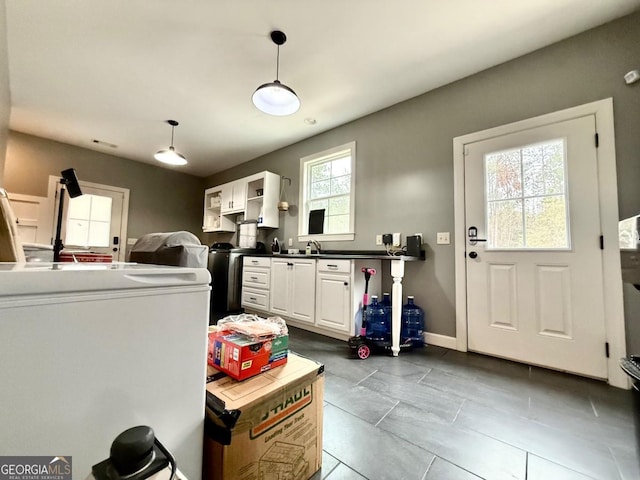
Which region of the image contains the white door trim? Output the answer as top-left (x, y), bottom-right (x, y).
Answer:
top-left (453, 98), bottom-right (628, 388)
top-left (47, 176), bottom-right (130, 262)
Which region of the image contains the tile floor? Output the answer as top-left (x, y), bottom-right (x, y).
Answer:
top-left (286, 327), bottom-right (640, 480)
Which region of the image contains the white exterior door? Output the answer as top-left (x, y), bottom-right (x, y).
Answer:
top-left (49, 177), bottom-right (130, 262)
top-left (464, 114), bottom-right (608, 379)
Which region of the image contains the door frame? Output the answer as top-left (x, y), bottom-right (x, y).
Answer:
top-left (453, 98), bottom-right (627, 388)
top-left (47, 176), bottom-right (130, 262)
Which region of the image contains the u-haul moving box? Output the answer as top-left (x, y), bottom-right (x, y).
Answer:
top-left (203, 352), bottom-right (324, 480)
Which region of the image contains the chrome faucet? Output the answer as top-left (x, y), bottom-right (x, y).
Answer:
top-left (310, 239), bottom-right (322, 254)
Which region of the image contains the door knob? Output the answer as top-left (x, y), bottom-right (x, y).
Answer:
top-left (468, 251), bottom-right (478, 259)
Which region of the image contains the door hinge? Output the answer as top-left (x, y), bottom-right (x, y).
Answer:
top-left (595, 133), bottom-right (599, 148)
top-left (605, 342), bottom-right (610, 358)
top-left (599, 235), bottom-right (604, 250)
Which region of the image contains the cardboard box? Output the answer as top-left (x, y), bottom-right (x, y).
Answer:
top-left (208, 329), bottom-right (288, 381)
top-left (204, 352), bottom-right (324, 480)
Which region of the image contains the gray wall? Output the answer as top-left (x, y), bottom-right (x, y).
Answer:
top-left (204, 12), bottom-right (640, 350)
top-left (0, 0), bottom-right (9, 186)
top-left (4, 131), bottom-right (206, 243)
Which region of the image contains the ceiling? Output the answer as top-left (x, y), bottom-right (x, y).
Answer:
top-left (5, 1), bottom-right (640, 178)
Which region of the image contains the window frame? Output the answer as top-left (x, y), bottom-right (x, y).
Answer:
top-left (298, 141), bottom-right (356, 242)
top-left (483, 137), bottom-right (572, 251)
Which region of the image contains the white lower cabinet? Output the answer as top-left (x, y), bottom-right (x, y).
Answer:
top-left (270, 258), bottom-right (316, 324)
top-left (242, 256), bottom-right (382, 340)
top-left (315, 260), bottom-right (352, 333)
top-left (241, 256), bottom-right (271, 312)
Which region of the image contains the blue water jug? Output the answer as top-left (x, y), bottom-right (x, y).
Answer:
top-left (380, 292), bottom-right (391, 330)
top-left (365, 295), bottom-right (389, 342)
top-left (401, 296), bottom-right (424, 347)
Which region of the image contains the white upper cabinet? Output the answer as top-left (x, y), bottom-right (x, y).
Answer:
top-left (203, 186), bottom-right (235, 232)
top-left (245, 171), bottom-right (280, 228)
top-left (220, 179), bottom-right (247, 214)
top-left (203, 171), bottom-right (280, 232)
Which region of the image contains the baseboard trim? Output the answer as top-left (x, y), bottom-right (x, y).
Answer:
top-left (424, 332), bottom-right (457, 350)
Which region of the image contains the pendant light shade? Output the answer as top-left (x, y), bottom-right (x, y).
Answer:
top-left (252, 31), bottom-right (300, 116)
top-left (154, 120), bottom-right (187, 166)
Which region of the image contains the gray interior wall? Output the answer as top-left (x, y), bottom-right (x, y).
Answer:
top-left (204, 11), bottom-right (640, 349)
top-left (4, 131), bottom-right (206, 244)
top-left (0, 0), bottom-right (9, 187)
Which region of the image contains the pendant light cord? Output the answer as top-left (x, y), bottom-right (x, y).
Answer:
top-left (280, 176), bottom-right (291, 202)
top-left (170, 125), bottom-right (175, 148)
top-left (275, 45), bottom-right (280, 81)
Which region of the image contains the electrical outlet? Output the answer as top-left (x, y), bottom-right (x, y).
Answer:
top-left (382, 233), bottom-right (392, 245)
top-left (437, 232), bottom-right (450, 244)
top-left (288, 238), bottom-right (293, 247)
top-left (376, 234), bottom-right (383, 246)
top-left (393, 232), bottom-right (401, 247)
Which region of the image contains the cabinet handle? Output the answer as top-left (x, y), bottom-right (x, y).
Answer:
top-left (250, 276), bottom-right (258, 280)
top-left (251, 260), bottom-right (259, 264)
top-left (327, 264), bottom-right (338, 269)
top-left (287, 262), bottom-right (294, 267)
top-left (344, 282), bottom-right (349, 286)
top-left (249, 297), bottom-right (257, 301)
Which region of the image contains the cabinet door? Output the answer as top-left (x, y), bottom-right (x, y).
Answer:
top-left (231, 180), bottom-right (247, 212)
top-left (316, 273), bottom-right (352, 333)
top-left (220, 183), bottom-right (234, 213)
top-left (270, 259), bottom-right (290, 316)
top-left (290, 259), bottom-right (316, 324)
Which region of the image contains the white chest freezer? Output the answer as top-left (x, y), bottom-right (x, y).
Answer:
top-left (0, 262), bottom-right (211, 480)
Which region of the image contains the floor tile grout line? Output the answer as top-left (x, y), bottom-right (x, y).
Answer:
top-left (589, 395), bottom-right (599, 417)
top-left (320, 459), bottom-right (343, 480)
top-left (355, 368), bottom-right (379, 386)
top-left (374, 400), bottom-right (400, 427)
top-left (607, 445), bottom-right (627, 480)
top-left (420, 456), bottom-right (436, 480)
top-left (416, 370), bottom-right (430, 384)
top-left (459, 420), bottom-right (610, 480)
top-left (451, 398), bottom-right (466, 424)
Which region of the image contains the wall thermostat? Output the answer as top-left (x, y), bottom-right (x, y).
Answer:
top-left (624, 69), bottom-right (640, 85)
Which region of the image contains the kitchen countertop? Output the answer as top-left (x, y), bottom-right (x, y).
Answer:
top-left (245, 250), bottom-right (425, 261)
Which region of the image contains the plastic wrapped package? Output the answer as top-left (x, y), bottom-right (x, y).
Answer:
top-left (129, 231), bottom-right (208, 268)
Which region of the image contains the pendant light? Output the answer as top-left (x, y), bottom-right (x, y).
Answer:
top-left (252, 30), bottom-right (300, 116)
top-left (278, 176), bottom-right (291, 211)
top-left (154, 120), bottom-right (187, 166)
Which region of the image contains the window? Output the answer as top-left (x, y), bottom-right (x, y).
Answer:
top-left (65, 194), bottom-right (112, 248)
top-left (484, 138), bottom-right (570, 249)
top-left (299, 141), bottom-right (356, 241)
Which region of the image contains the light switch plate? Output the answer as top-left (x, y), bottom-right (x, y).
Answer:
top-left (436, 232), bottom-right (450, 244)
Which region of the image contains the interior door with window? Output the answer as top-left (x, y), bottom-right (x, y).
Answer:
top-left (464, 115), bottom-right (607, 379)
top-left (55, 181), bottom-right (129, 262)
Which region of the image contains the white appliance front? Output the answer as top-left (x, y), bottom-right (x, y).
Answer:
top-left (0, 263), bottom-right (211, 480)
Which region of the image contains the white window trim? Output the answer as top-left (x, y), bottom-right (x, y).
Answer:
top-left (298, 141), bottom-right (356, 242)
